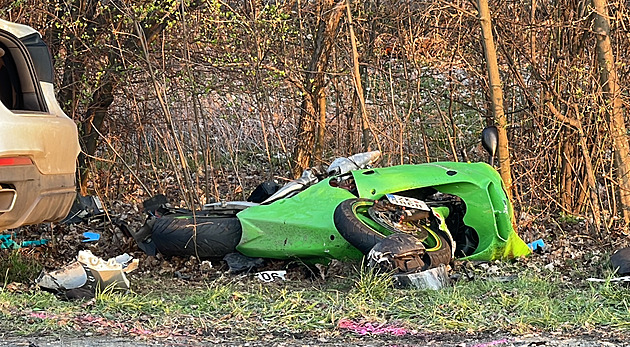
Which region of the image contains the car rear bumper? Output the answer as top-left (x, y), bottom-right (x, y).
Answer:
top-left (0, 164), bottom-right (75, 229)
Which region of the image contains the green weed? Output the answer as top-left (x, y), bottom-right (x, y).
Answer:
top-left (0, 250), bottom-right (42, 285)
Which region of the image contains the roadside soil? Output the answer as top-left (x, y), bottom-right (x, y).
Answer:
top-left (1, 332), bottom-right (628, 346)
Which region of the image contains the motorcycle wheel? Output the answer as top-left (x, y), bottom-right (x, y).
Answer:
top-left (333, 198), bottom-right (452, 268)
top-left (151, 216), bottom-right (242, 258)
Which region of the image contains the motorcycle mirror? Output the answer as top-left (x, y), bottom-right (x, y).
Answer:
top-left (481, 126), bottom-right (498, 166)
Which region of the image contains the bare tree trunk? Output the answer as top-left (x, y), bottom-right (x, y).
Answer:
top-left (346, 0), bottom-right (371, 151)
top-left (314, 89), bottom-right (327, 163)
top-left (592, 0), bottom-right (630, 226)
top-left (78, 81), bottom-right (114, 195)
top-left (477, 0), bottom-right (513, 200)
top-left (293, 0), bottom-right (344, 177)
top-left (546, 101), bottom-right (602, 232)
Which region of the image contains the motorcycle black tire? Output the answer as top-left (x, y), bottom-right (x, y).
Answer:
top-left (333, 198), bottom-right (452, 268)
top-left (151, 216), bottom-right (242, 258)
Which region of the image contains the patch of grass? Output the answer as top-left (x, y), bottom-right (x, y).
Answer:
top-left (0, 250), bottom-right (42, 285)
top-left (94, 284), bottom-right (169, 316)
top-left (0, 264), bottom-right (629, 338)
top-left (557, 212), bottom-right (584, 224)
top-left (353, 266), bottom-right (393, 301)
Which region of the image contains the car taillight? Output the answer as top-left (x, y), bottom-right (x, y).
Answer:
top-left (0, 157), bottom-right (33, 166)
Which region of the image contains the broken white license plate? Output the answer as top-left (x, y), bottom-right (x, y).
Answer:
top-left (255, 270), bottom-right (287, 282)
top-left (385, 194), bottom-right (430, 211)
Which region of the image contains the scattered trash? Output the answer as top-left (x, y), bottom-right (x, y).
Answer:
top-left (142, 194), bottom-right (170, 216)
top-left (223, 252), bottom-right (264, 273)
top-left (78, 251), bottom-right (138, 290)
top-left (393, 265), bottom-right (450, 290)
top-left (62, 194), bottom-right (104, 224)
top-left (587, 276), bottom-right (630, 283)
top-left (487, 275), bottom-right (518, 282)
top-left (36, 250), bottom-right (138, 300)
top-left (173, 270), bottom-right (192, 280)
top-left (255, 270), bottom-right (286, 282)
top-left (2, 234), bottom-right (23, 249)
top-left (527, 239), bottom-right (546, 253)
top-left (82, 232), bottom-right (101, 243)
top-left (200, 260), bottom-right (213, 272)
top-left (610, 246), bottom-right (630, 275)
top-left (0, 234), bottom-right (48, 249)
top-left (21, 239), bottom-right (49, 247)
top-left (36, 260), bottom-right (96, 300)
top-left (479, 262), bottom-right (500, 275)
top-left (337, 318), bottom-right (413, 336)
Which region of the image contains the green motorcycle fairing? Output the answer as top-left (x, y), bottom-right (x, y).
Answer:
top-left (236, 161), bottom-right (530, 262)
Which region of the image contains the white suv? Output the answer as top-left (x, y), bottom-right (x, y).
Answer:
top-left (0, 19), bottom-right (79, 230)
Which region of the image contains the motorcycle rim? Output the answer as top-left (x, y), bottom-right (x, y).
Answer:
top-left (334, 198), bottom-right (452, 266)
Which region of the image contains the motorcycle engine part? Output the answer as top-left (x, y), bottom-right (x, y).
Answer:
top-left (367, 233), bottom-right (427, 273)
top-left (367, 198), bottom-right (429, 238)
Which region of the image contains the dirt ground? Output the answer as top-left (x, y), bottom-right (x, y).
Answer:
top-left (2, 332), bottom-right (628, 346)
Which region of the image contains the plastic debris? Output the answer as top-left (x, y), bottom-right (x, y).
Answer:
top-left (587, 276), bottom-right (630, 283)
top-left (367, 233), bottom-right (428, 273)
top-left (393, 265), bottom-right (450, 290)
top-left (77, 250), bottom-right (138, 289)
top-left (20, 239), bottom-right (48, 247)
top-left (0, 234), bottom-right (48, 249)
top-left (200, 260), bottom-right (213, 272)
top-left (223, 252), bottom-right (264, 273)
top-left (36, 261), bottom-right (88, 291)
top-left (255, 270), bottom-right (286, 282)
top-left (82, 232), bottom-right (101, 243)
top-left (527, 239), bottom-right (546, 252)
top-left (2, 234), bottom-right (24, 249)
top-left (36, 250), bottom-right (138, 300)
top-left (61, 194), bottom-right (104, 224)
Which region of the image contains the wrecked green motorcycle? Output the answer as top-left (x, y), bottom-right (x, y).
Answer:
top-left (133, 146), bottom-right (531, 272)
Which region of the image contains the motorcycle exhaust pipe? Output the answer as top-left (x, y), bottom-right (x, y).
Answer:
top-left (0, 187), bottom-right (17, 213)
